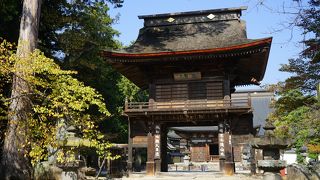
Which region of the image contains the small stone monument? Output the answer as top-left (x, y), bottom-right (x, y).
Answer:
top-left (251, 120), bottom-right (290, 180)
top-left (57, 125), bottom-right (83, 180)
top-left (183, 154), bottom-right (190, 165)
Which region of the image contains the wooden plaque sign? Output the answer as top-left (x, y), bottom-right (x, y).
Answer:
top-left (174, 72), bottom-right (201, 81)
top-left (218, 133), bottom-right (225, 157)
top-left (133, 136), bottom-right (148, 145)
top-left (154, 134), bottom-right (160, 159)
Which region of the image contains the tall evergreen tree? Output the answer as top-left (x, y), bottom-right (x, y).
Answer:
top-left (0, 0), bottom-right (130, 142)
top-left (1, 0), bottom-right (42, 179)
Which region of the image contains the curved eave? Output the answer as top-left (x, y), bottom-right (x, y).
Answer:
top-left (102, 37), bottom-right (272, 89)
top-left (102, 37), bottom-right (272, 59)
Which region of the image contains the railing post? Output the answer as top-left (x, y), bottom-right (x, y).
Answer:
top-left (125, 97), bottom-right (128, 111)
top-left (248, 92), bottom-right (252, 107)
top-left (224, 95), bottom-right (231, 107)
top-left (149, 99), bottom-right (154, 110)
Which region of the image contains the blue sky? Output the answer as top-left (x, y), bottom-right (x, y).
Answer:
top-left (108, 0), bottom-right (307, 87)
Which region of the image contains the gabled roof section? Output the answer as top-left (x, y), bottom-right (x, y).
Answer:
top-left (102, 7), bottom-right (272, 88)
top-left (103, 6), bottom-right (252, 55)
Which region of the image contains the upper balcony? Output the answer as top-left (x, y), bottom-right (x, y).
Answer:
top-left (124, 97), bottom-right (252, 116)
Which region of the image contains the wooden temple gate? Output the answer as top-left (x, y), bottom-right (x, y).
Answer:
top-left (102, 6), bottom-right (272, 176)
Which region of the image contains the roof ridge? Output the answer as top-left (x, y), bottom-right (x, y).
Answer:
top-left (138, 6), bottom-right (248, 19)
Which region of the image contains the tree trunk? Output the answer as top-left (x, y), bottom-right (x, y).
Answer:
top-left (1, 0), bottom-right (42, 179)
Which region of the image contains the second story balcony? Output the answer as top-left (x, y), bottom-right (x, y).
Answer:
top-left (124, 97), bottom-right (252, 116)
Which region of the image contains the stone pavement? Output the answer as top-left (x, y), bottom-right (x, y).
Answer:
top-left (118, 172), bottom-right (263, 180)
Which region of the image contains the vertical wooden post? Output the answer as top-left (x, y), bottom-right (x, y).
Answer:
top-left (218, 122), bottom-right (225, 172)
top-left (154, 123), bottom-right (161, 173)
top-left (224, 131), bottom-right (235, 175)
top-left (161, 125), bottom-right (168, 172)
top-left (224, 76), bottom-right (231, 107)
top-left (145, 122), bottom-right (162, 175)
top-left (149, 83), bottom-right (156, 104)
top-left (146, 131), bottom-right (155, 175)
top-left (127, 119), bottom-right (133, 174)
top-left (205, 143), bottom-right (209, 162)
top-left (219, 121), bottom-right (235, 175)
top-left (223, 76), bottom-right (231, 98)
top-left (149, 98), bottom-right (154, 110)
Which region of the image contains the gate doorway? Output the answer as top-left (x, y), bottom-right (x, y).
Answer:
top-left (166, 126), bottom-right (220, 172)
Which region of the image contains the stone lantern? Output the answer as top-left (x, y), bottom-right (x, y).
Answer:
top-left (56, 125), bottom-right (84, 180)
top-left (251, 120), bottom-right (290, 180)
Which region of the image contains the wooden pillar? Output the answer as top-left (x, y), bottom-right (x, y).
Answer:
top-left (127, 119), bottom-right (133, 174)
top-left (149, 83), bottom-right (156, 110)
top-left (145, 122), bottom-right (162, 175)
top-left (218, 122), bottom-right (225, 172)
top-left (149, 83), bottom-right (156, 101)
top-left (223, 76), bottom-right (231, 107)
top-left (154, 123), bottom-right (161, 173)
top-left (224, 131), bottom-right (235, 175)
top-left (205, 143), bottom-right (209, 162)
top-left (161, 125), bottom-right (168, 172)
top-left (219, 121), bottom-right (235, 175)
top-left (146, 131), bottom-right (155, 175)
top-left (223, 76), bottom-right (231, 98)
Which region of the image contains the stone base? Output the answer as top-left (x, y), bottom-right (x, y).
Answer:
top-left (219, 159), bottom-right (225, 172)
top-left (155, 159), bottom-right (161, 173)
top-left (263, 172), bottom-right (282, 180)
top-left (224, 162), bottom-right (235, 176)
top-left (127, 161), bottom-right (133, 175)
top-left (146, 161), bottom-right (155, 176)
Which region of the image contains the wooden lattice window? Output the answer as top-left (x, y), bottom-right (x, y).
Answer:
top-left (188, 82), bottom-right (207, 100)
top-left (155, 80), bottom-right (224, 101)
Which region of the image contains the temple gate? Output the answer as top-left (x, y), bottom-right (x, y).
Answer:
top-left (102, 6), bottom-right (272, 176)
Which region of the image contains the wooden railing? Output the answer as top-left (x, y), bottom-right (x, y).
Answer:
top-left (125, 98), bottom-right (251, 112)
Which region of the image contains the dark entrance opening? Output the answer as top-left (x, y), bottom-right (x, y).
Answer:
top-left (133, 148), bottom-right (147, 172)
top-left (209, 144), bottom-right (219, 162)
top-left (209, 144), bottom-right (219, 155)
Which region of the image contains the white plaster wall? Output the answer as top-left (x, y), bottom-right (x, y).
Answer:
top-left (282, 153), bottom-right (297, 165)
